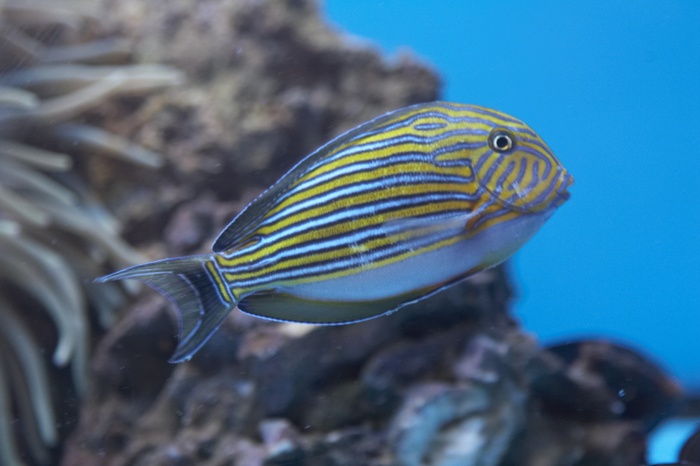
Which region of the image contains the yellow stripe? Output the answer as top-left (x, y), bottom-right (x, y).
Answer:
top-left (206, 260), bottom-right (233, 303)
top-left (260, 181), bottom-right (474, 239)
top-left (219, 198), bottom-right (473, 277)
top-left (303, 130), bottom-right (486, 181)
top-left (225, 202), bottom-right (517, 292)
top-left (265, 162), bottom-right (475, 229)
top-left (225, 233), bottom-right (464, 289)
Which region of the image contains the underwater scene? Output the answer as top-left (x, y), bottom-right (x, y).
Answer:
top-left (0, 0), bottom-right (697, 465)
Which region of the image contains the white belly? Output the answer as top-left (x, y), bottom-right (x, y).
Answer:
top-left (282, 208), bottom-right (554, 302)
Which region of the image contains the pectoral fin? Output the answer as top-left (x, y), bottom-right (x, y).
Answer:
top-left (380, 211), bottom-right (478, 250)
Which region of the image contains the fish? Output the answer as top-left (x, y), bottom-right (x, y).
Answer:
top-left (96, 101), bottom-right (573, 363)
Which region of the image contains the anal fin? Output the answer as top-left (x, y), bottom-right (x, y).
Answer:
top-left (238, 290), bottom-right (410, 325)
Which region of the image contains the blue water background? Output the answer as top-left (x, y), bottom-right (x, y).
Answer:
top-left (649, 419), bottom-right (700, 463)
top-left (324, 2), bottom-right (700, 460)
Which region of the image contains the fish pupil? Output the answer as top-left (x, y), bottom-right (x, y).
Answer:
top-left (494, 134), bottom-right (512, 151)
top-left (488, 129), bottom-right (515, 152)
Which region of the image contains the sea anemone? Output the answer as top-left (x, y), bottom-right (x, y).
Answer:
top-left (0, 1), bottom-right (183, 464)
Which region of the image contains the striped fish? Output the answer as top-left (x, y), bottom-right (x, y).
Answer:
top-left (97, 101), bottom-right (573, 362)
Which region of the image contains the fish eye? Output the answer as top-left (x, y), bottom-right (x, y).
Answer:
top-left (488, 129), bottom-right (515, 153)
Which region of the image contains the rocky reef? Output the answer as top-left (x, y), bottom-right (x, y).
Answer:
top-left (0, 0), bottom-right (690, 465)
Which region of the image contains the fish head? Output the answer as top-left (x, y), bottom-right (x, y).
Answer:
top-left (470, 109), bottom-right (573, 214)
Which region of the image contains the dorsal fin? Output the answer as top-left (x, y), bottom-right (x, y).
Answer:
top-left (212, 102), bottom-right (438, 252)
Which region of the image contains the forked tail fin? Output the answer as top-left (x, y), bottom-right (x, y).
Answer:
top-left (95, 255), bottom-right (236, 362)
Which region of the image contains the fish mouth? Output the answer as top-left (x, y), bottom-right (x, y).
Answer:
top-left (553, 171), bottom-right (574, 207)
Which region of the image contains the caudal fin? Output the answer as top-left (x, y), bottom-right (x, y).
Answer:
top-left (96, 255), bottom-right (236, 362)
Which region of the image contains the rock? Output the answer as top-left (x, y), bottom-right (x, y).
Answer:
top-left (680, 427), bottom-right (700, 464)
top-left (390, 382), bottom-right (519, 466)
top-left (502, 339), bottom-right (683, 466)
top-left (530, 340), bottom-right (682, 429)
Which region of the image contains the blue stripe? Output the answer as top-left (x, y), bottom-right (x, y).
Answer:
top-left (264, 171), bottom-right (478, 226)
top-left (231, 217), bottom-right (466, 288)
top-left (221, 191), bottom-right (475, 266)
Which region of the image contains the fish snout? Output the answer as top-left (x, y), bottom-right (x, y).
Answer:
top-left (555, 170), bottom-right (574, 205)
